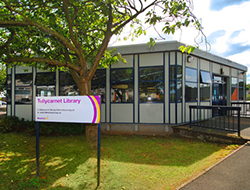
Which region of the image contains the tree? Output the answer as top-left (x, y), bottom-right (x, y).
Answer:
top-left (0, 0), bottom-right (204, 144)
top-left (0, 63), bottom-right (6, 93)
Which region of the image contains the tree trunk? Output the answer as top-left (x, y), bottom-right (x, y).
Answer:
top-left (78, 78), bottom-right (98, 151)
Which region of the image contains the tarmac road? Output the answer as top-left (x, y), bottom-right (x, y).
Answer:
top-left (180, 142), bottom-right (250, 190)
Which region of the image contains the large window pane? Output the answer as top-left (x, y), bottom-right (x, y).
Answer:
top-left (36, 86), bottom-right (55, 97)
top-left (60, 72), bottom-right (75, 85)
top-left (92, 70), bottom-right (106, 83)
top-left (111, 68), bottom-right (133, 103)
top-left (170, 81), bottom-right (182, 102)
top-left (140, 67), bottom-right (163, 81)
top-left (239, 88), bottom-right (244, 100)
top-left (15, 74), bottom-right (32, 86)
top-left (231, 87), bottom-right (237, 101)
top-left (231, 77), bottom-right (237, 86)
top-left (36, 73), bottom-right (55, 85)
top-left (186, 68), bottom-right (197, 82)
top-left (200, 71), bottom-right (211, 83)
top-left (185, 82), bottom-right (197, 101)
top-left (60, 84), bottom-right (79, 96)
top-left (200, 84), bottom-right (210, 101)
top-left (111, 83), bottom-right (133, 102)
top-left (111, 69), bottom-right (133, 82)
top-left (15, 87), bottom-right (32, 104)
top-left (239, 79), bottom-right (244, 87)
top-left (140, 81), bottom-right (164, 102)
top-left (15, 74), bottom-right (33, 104)
top-left (92, 84), bottom-right (106, 103)
top-left (170, 66), bottom-right (182, 81)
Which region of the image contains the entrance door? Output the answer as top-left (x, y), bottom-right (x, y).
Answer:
top-left (212, 76), bottom-right (227, 106)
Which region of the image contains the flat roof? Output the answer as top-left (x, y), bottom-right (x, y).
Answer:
top-left (109, 41), bottom-right (247, 72)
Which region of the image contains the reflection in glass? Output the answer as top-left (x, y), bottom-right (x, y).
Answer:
top-left (200, 71), bottom-right (211, 83)
top-left (140, 81), bottom-right (164, 102)
top-left (239, 88), bottom-right (243, 100)
top-left (231, 77), bottom-right (237, 86)
top-left (140, 67), bottom-right (163, 81)
top-left (36, 86), bottom-right (55, 97)
top-left (15, 87), bottom-right (32, 104)
top-left (111, 69), bottom-right (133, 82)
top-left (170, 66), bottom-right (182, 80)
top-left (111, 83), bottom-right (133, 102)
top-left (186, 68), bottom-right (197, 82)
top-left (92, 70), bottom-right (106, 83)
top-left (92, 84), bottom-right (106, 103)
top-left (200, 84), bottom-right (210, 101)
top-left (185, 82), bottom-right (197, 101)
top-left (239, 79), bottom-right (244, 87)
top-left (36, 73), bottom-right (55, 85)
top-left (60, 72), bottom-right (75, 85)
top-left (15, 74), bottom-right (33, 86)
top-left (60, 84), bottom-right (79, 96)
top-left (15, 74), bottom-right (33, 104)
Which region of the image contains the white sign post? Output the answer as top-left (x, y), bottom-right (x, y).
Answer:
top-left (35, 95), bottom-right (101, 186)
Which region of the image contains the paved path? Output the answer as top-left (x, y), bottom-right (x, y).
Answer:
top-left (180, 142), bottom-right (250, 190)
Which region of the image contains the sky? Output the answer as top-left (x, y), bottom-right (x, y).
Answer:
top-left (110, 0), bottom-right (250, 83)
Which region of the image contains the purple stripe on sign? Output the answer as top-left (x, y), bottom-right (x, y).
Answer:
top-left (88, 95), bottom-right (97, 123)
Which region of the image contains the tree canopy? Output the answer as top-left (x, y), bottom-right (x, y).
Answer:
top-left (0, 0), bottom-right (203, 95)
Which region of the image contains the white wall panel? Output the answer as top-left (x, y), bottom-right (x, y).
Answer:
top-left (231, 68), bottom-right (237, 77)
top-left (16, 66), bottom-right (32, 73)
top-left (16, 105), bottom-right (32, 121)
top-left (139, 53), bottom-right (163, 66)
top-left (170, 103), bottom-right (175, 124)
top-left (111, 55), bottom-right (133, 68)
top-left (177, 52), bottom-right (183, 65)
top-left (140, 103), bottom-right (163, 123)
top-left (170, 52), bottom-right (175, 65)
top-left (101, 103), bottom-right (106, 122)
top-left (185, 102), bottom-right (197, 122)
top-left (111, 104), bottom-right (133, 123)
top-left (177, 103), bottom-right (182, 123)
top-left (213, 63), bottom-right (220, 74)
top-left (200, 59), bottom-right (210, 71)
top-left (223, 66), bottom-right (230, 76)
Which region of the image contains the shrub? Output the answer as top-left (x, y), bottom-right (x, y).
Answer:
top-left (0, 116), bottom-right (85, 135)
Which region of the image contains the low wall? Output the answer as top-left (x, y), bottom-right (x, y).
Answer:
top-left (173, 126), bottom-right (247, 144)
top-left (101, 123), bottom-right (173, 135)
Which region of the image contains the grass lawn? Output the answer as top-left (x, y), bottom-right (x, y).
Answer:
top-left (0, 133), bottom-right (239, 190)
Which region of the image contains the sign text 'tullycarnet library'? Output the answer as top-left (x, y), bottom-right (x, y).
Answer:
top-left (35, 96), bottom-right (100, 123)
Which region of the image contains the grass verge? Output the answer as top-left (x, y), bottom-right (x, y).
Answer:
top-left (0, 133), bottom-right (240, 190)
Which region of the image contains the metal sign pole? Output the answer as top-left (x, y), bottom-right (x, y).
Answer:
top-left (36, 122), bottom-right (40, 177)
top-left (97, 123), bottom-right (101, 186)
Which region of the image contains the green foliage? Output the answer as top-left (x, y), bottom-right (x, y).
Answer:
top-left (0, 0), bottom-right (204, 94)
top-left (18, 177), bottom-right (46, 190)
top-left (0, 63), bottom-right (6, 92)
top-left (247, 94), bottom-right (250, 101)
top-left (0, 116), bottom-right (85, 135)
top-left (0, 116), bottom-right (34, 133)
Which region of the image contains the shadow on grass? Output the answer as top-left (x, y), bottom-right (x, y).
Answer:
top-left (100, 135), bottom-right (226, 167)
top-left (1, 133), bottom-right (231, 190)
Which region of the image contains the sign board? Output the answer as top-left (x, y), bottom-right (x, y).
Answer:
top-left (35, 96), bottom-right (100, 123)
